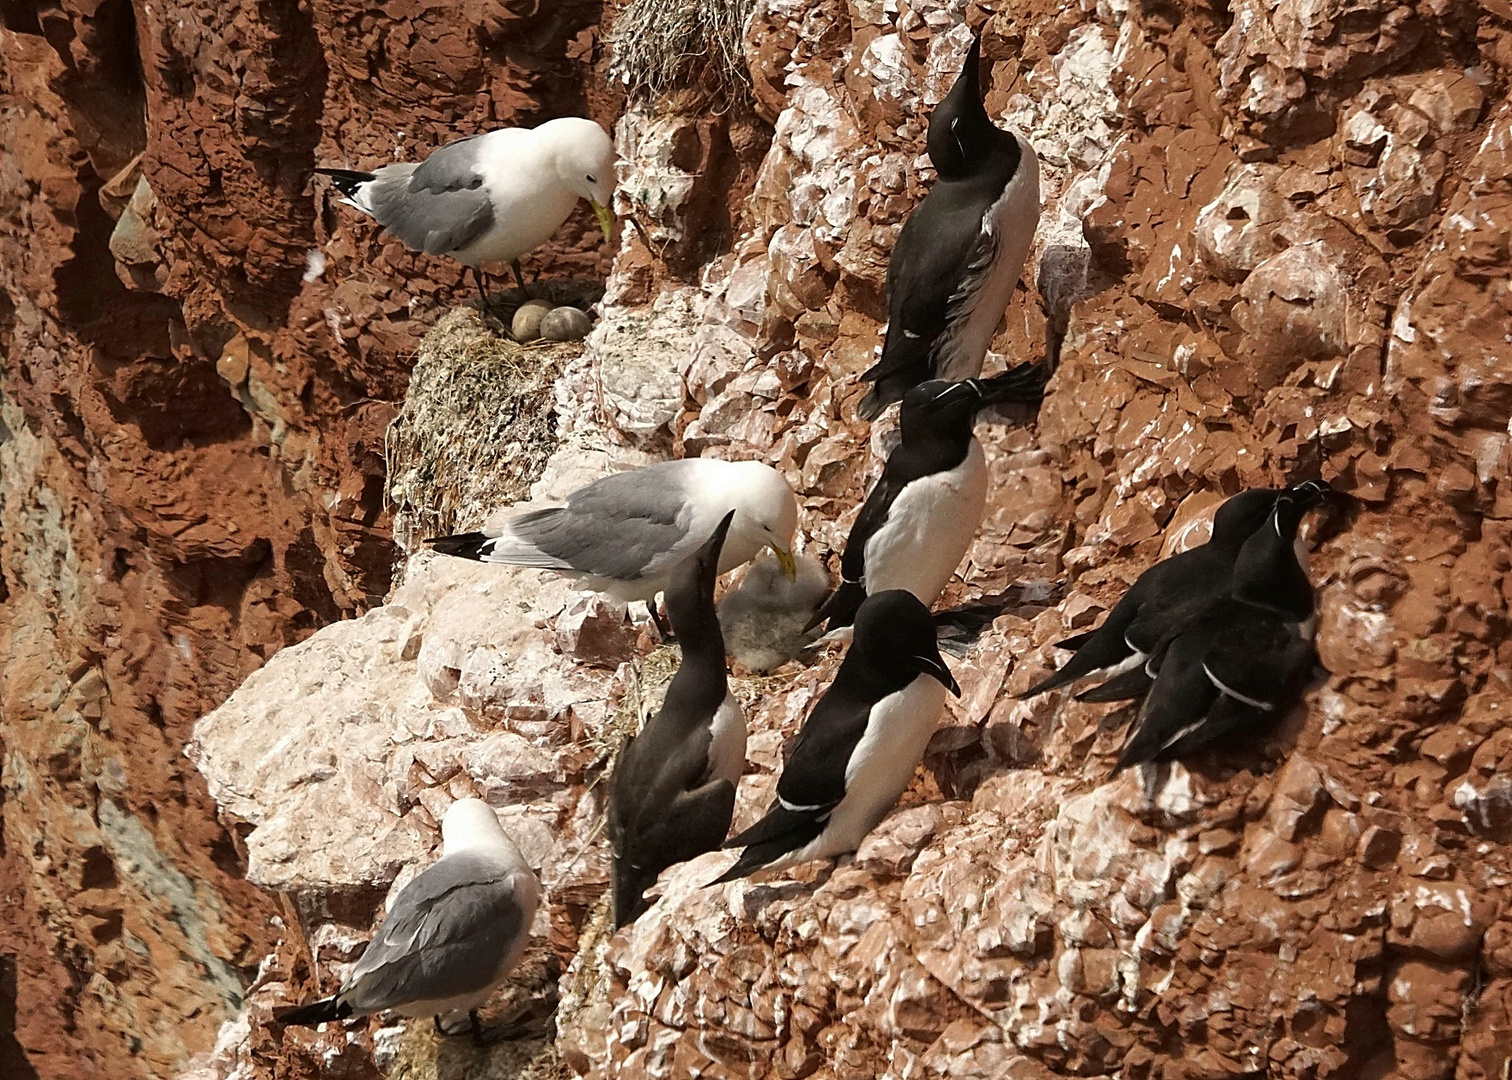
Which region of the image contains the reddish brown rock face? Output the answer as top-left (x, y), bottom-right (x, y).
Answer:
top-left (0, 1), bottom-right (613, 1076)
top-left (5, 0), bottom-right (1512, 1077)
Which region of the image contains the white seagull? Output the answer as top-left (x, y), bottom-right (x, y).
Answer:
top-left (274, 799), bottom-right (541, 1041)
top-left (316, 117), bottom-right (616, 299)
top-left (426, 458), bottom-right (799, 636)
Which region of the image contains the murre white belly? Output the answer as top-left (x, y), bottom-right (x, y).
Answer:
top-left (863, 438), bottom-right (988, 607)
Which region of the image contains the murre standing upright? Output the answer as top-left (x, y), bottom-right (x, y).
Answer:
top-left (1110, 484), bottom-right (1327, 772)
top-left (857, 33), bottom-right (1041, 420)
top-left (714, 590), bottom-right (961, 882)
top-left (607, 512), bottom-right (746, 927)
top-left (1018, 485), bottom-right (1306, 700)
top-left (810, 365), bottom-right (1047, 633)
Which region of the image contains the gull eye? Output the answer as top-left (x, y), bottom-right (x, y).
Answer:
top-left (586, 174), bottom-right (597, 183)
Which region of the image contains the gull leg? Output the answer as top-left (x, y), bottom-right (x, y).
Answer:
top-left (472, 267), bottom-right (490, 305)
top-left (511, 259), bottom-right (530, 297)
top-left (649, 600), bottom-right (675, 643)
top-left (434, 1012), bottom-right (473, 1037)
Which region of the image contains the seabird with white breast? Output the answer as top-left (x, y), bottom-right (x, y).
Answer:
top-left (1110, 484), bottom-right (1326, 772)
top-left (857, 34), bottom-right (1041, 420)
top-left (316, 117), bottom-right (616, 299)
top-left (274, 799), bottom-right (540, 1042)
top-left (714, 590), bottom-right (960, 882)
top-left (426, 458), bottom-right (798, 635)
top-left (608, 511), bottom-right (745, 927)
top-left (810, 365), bottom-right (1046, 634)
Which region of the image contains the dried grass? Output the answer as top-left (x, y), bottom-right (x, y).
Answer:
top-left (606, 0), bottom-right (758, 104)
top-left (384, 282), bottom-right (601, 554)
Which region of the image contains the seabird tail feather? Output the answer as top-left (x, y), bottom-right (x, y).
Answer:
top-left (273, 995), bottom-right (353, 1027)
top-left (314, 168), bottom-right (378, 212)
top-left (1075, 665), bottom-right (1154, 703)
top-left (425, 531), bottom-right (494, 560)
top-left (973, 363), bottom-right (1049, 407)
top-left (713, 805), bottom-right (828, 885)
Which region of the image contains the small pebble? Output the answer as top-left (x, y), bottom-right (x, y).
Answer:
top-left (540, 306), bottom-right (592, 342)
top-left (511, 299), bottom-right (554, 342)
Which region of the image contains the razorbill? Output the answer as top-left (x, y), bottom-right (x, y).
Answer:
top-left (714, 590), bottom-right (960, 882)
top-left (273, 799), bottom-right (540, 1041)
top-left (607, 512), bottom-right (746, 927)
top-left (1112, 484), bottom-right (1326, 772)
top-left (1018, 485), bottom-right (1318, 699)
top-left (426, 459), bottom-right (799, 631)
top-left (810, 365), bottom-right (1047, 633)
top-left (316, 117), bottom-right (616, 299)
top-left (857, 34), bottom-right (1041, 420)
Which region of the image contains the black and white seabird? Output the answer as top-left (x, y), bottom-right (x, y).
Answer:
top-left (274, 799), bottom-right (540, 1041)
top-left (714, 590), bottom-right (961, 882)
top-left (316, 117), bottom-right (616, 299)
top-left (1111, 484), bottom-right (1326, 772)
top-left (1019, 485), bottom-right (1310, 700)
top-left (856, 34), bottom-right (1041, 421)
top-left (607, 512), bottom-right (746, 927)
top-left (810, 365), bottom-right (1047, 633)
top-left (426, 459), bottom-right (799, 623)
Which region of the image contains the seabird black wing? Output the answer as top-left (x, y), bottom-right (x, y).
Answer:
top-left (714, 687), bottom-right (874, 882)
top-left (858, 190), bottom-right (998, 419)
top-left (807, 469), bottom-right (913, 632)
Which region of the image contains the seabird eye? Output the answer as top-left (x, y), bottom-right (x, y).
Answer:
top-left (586, 174), bottom-right (597, 183)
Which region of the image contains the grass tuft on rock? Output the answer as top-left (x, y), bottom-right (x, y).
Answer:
top-left (606, 0), bottom-right (757, 104)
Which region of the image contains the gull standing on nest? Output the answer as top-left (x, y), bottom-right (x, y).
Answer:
top-left (317, 117), bottom-right (617, 301)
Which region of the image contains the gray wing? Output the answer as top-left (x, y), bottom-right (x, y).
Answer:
top-left (366, 136), bottom-right (494, 256)
top-left (503, 461), bottom-right (698, 581)
top-left (342, 852), bottom-right (528, 1014)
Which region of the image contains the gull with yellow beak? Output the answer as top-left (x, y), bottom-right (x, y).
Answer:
top-left (316, 116), bottom-right (616, 301)
top-left (427, 457), bottom-right (799, 638)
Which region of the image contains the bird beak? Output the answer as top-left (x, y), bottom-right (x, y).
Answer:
top-left (769, 544), bottom-right (798, 583)
top-left (591, 200), bottom-right (614, 242)
top-left (918, 655), bottom-right (961, 697)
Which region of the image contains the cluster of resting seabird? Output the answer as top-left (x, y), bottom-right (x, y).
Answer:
top-left (276, 29), bottom-right (1342, 1044)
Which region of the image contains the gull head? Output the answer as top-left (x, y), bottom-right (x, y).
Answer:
top-left (440, 798), bottom-right (512, 855)
top-left (718, 461), bottom-right (799, 582)
top-left (542, 116), bottom-right (617, 241)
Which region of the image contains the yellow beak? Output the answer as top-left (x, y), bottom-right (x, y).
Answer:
top-left (770, 544), bottom-right (798, 583)
top-left (591, 200), bottom-right (614, 242)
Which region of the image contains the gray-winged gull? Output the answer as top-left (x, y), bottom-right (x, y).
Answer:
top-left (274, 799), bottom-right (540, 1041)
top-left (426, 458), bottom-right (800, 632)
top-left (316, 117), bottom-right (616, 299)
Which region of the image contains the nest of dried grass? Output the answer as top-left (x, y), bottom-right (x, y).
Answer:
top-left (384, 289), bottom-right (596, 553)
top-left (606, 0), bottom-right (757, 104)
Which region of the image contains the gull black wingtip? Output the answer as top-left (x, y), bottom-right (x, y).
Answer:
top-left (272, 996), bottom-right (351, 1027)
top-left (425, 531), bottom-right (490, 560)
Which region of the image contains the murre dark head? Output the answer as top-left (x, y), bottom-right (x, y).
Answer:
top-left (1231, 491), bottom-right (1318, 618)
top-left (1208, 488), bottom-right (1286, 552)
top-left (926, 33), bottom-right (1022, 182)
top-left (851, 590), bottom-right (961, 696)
top-left (900, 379), bottom-right (983, 448)
top-left (663, 510), bottom-right (736, 640)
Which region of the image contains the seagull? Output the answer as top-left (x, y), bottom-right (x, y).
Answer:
top-left (608, 512), bottom-right (745, 927)
top-left (315, 117), bottom-right (616, 300)
top-left (1110, 484), bottom-right (1326, 772)
top-left (1018, 484), bottom-right (1320, 700)
top-left (273, 799), bottom-right (540, 1042)
top-left (426, 458), bottom-right (798, 635)
top-left (714, 591), bottom-right (960, 882)
top-left (857, 34), bottom-right (1041, 421)
top-left (808, 365), bottom-right (1046, 634)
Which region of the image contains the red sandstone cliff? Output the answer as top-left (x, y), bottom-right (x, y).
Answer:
top-left (4, 0), bottom-right (1512, 1078)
